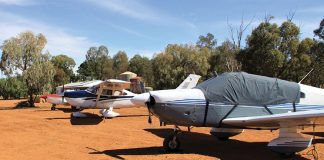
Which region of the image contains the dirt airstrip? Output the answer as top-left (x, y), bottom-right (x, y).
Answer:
top-left (0, 100), bottom-right (323, 160)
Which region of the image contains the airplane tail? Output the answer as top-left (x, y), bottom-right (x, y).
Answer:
top-left (176, 74), bottom-right (201, 89)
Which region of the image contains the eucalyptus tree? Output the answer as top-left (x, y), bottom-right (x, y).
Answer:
top-left (51, 54), bottom-right (76, 87)
top-left (78, 45), bottom-right (112, 80)
top-left (113, 51), bottom-right (129, 77)
top-left (0, 31), bottom-right (55, 106)
top-left (128, 54), bottom-right (153, 86)
top-left (152, 44), bottom-right (210, 89)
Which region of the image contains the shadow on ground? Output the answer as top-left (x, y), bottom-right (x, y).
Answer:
top-left (87, 128), bottom-right (310, 160)
top-left (302, 132), bottom-right (324, 144)
top-left (0, 100), bottom-right (42, 110)
top-left (116, 114), bottom-right (148, 118)
top-left (35, 107), bottom-right (76, 113)
top-left (303, 132), bottom-right (324, 138)
top-left (69, 114), bottom-right (103, 125)
top-left (46, 113), bottom-right (103, 125)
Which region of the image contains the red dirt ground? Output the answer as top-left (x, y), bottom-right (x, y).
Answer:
top-left (0, 99), bottom-right (323, 160)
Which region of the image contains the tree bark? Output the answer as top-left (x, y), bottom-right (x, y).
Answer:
top-left (28, 92), bottom-right (34, 107)
top-left (25, 79), bottom-right (34, 107)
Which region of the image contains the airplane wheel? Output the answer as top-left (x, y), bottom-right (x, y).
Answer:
top-left (163, 135), bottom-right (180, 152)
top-left (71, 106), bottom-right (77, 111)
top-left (51, 104), bottom-right (56, 111)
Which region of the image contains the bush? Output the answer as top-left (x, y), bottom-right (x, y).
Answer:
top-left (0, 77), bottom-right (27, 99)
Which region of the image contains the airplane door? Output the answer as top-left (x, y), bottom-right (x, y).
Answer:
top-left (189, 103), bottom-right (207, 126)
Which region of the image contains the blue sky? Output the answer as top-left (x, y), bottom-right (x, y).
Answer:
top-left (0, 0), bottom-right (323, 69)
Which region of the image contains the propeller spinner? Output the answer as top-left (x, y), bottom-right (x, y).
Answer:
top-left (131, 92), bottom-right (155, 123)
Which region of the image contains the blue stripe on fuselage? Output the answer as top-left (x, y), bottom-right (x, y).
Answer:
top-left (64, 90), bottom-right (96, 98)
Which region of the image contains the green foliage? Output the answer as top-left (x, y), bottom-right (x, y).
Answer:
top-left (77, 45), bottom-right (114, 80)
top-left (0, 77), bottom-right (27, 99)
top-left (309, 41), bottom-right (324, 87)
top-left (152, 44), bottom-right (210, 89)
top-left (209, 40), bottom-right (241, 75)
top-left (113, 51), bottom-right (129, 77)
top-left (23, 53), bottom-right (55, 96)
top-left (314, 18), bottom-right (324, 40)
top-left (0, 31), bottom-right (55, 106)
top-left (238, 20), bottom-right (313, 82)
top-left (238, 21), bottom-right (285, 77)
top-left (196, 33), bottom-right (217, 49)
top-left (128, 54), bottom-right (153, 86)
top-left (51, 54), bottom-right (76, 88)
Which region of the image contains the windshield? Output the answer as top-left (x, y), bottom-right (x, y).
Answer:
top-left (86, 86), bottom-right (98, 94)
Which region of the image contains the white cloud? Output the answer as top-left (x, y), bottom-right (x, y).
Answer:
top-left (87, 0), bottom-right (159, 22)
top-left (297, 6), bottom-right (324, 13)
top-left (85, 0), bottom-right (197, 30)
top-left (0, 0), bottom-right (35, 6)
top-left (0, 10), bottom-right (97, 67)
top-left (109, 24), bottom-right (153, 40)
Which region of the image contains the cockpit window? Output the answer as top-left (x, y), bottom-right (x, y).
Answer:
top-left (86, 86), bottom-right (98, 94)
top-left (300, 92), bottom-right (306, 98)
top-left (102, 89), bottom-right (112, 95)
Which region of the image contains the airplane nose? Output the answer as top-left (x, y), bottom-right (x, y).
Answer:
top-left (131, 93), bottom-right (150, 107)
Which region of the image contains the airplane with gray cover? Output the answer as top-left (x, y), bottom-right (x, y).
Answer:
top-left (131, 72), bottom-right (324, 156)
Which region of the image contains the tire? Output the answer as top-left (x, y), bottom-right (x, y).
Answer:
top-left (163, 135), bottom-right (180, 152)
top-left (71, 106), bottom-right (77, 111)
top-left (51, 104), bottom-right (56, 111)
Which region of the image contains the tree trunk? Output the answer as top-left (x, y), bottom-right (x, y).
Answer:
top-left (25, 79), bottom-right (35, 107)
top-left (28, 92), bottom-right (34, 107)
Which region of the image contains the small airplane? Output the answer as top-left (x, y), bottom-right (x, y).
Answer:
top-left (44, 80), bottom-right (103, 110)
top-left (131, 72), bottom-right (324, 156)
top-left (64, 74), bottom-right (201, 118)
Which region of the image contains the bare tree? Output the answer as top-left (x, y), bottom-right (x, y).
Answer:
top-left (286, 11), bottom-right (296, 22)
top-left (227, 15), bottom-right (254, 49)
top-left (264, 13), bottom-right (274, 23)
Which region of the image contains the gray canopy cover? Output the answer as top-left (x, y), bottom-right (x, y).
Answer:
top-left (196, 72), bottom-right (300, 105)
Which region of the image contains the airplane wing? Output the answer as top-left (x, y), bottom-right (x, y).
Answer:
top-left (222, 110), bottom-right (324, 128)
top-left (176, 74), bottom-right (201, 89)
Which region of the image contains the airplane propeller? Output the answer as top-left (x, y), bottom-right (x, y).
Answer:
top-left (61, 83), bottom-right (65, 103)
top-left (130, 92), bottom-right (155, 123)
top-left (145, 92), bottom-right (156, 124)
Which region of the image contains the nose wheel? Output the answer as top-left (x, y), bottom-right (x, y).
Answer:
top-left (163, 134), bottom-right (180, 152)
top-left (163, 126), bottom-right (182, 152)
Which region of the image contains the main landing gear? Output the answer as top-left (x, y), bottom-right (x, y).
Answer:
top-left (99, 107), bottom-right (120, 118)
top-left (163, 126), bottom-right (182, 152)
top-left (71, 106), bottom-right (88, 118)
top-left (51, 104), bottom-right (56, 111)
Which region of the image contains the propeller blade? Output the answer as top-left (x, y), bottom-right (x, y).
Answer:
top-left (61, 83), bottom-right (65, 103)
top-left (130, 92), bottom-right (155, 124)
top-left (145, 92), bottom-right (156, 124)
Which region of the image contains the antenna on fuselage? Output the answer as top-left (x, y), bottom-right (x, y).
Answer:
top-left (298, 68), bottom-right (314, 84)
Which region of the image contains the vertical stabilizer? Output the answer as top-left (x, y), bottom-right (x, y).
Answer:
top-left (176, 74), bottom-right (201, 89)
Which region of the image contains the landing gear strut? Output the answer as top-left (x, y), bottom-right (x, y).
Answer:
top-left (51, 104), bottom-right (56, 111)
top-left (163, 126), bottom-right (182, 152)
top-left (71, 106), bottom-right (77, 112)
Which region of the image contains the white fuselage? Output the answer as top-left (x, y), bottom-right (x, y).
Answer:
top-left (299, 84), bottom-right (324, 106)
top-left (65, 97), bottom-right (140, 109)
top-left (47, 94), bottom-right (67, 105)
